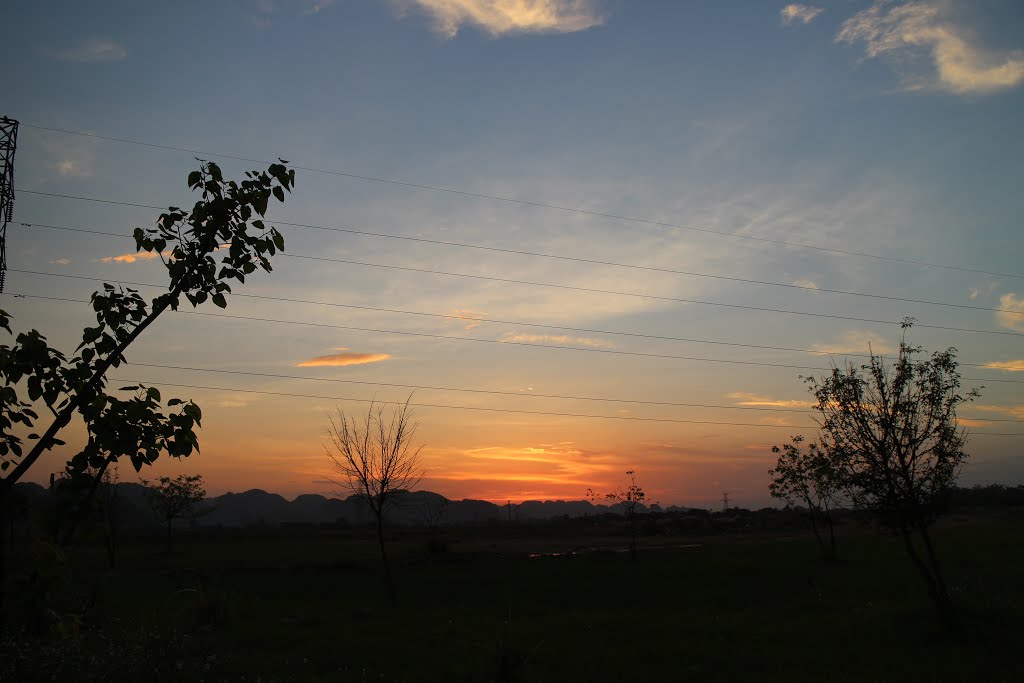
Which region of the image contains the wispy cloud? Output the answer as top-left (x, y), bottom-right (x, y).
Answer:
top-left (33, 130), bottom-right (98, 180)
top-left (56, 159), bottom-right (92, 178)
top-left (218, 400), bottom-right (250, 408)
top-left (97, 251), bottom-right (163, 264)
top-left (958, 418), bottom-right (993, 428)
top-left (394, 0), bottom-right (605, 38)
top-left (997, 293), bottom-right (1024, 332)
top-left (49, 258), bottom-right (71, 266)
top-left (811, 329), bottom-right (894, 355)
top-left (304, 0), bottom-right (334, 14)
top-left (836, 0), bottom-right (1024, 94)
top-left (727, 392), bottom-right (814, 409)
top-left (982, 359), bottom-right (1024, 372)
top-left (446, 308), bottom-right (487, 331)
top-left (969, 282), bottom-right (998, 301)
top-left (503, 332), bottom-right (613, 348)
top-left (781, 4), bottom-right (824, 26)
top-left (296, 348), bottom-right (391, 367)
top-left (792, 278), bottom-right (819, 289)
top-left (435, 443), bottom-right (617, 497)
top-left (44, 38), bottom-right (127, 63)
top-left (974, 404), bottom-right (1024, 420)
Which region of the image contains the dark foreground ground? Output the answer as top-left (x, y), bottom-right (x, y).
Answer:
top-left (2, 511), bottom-right (1022, 682)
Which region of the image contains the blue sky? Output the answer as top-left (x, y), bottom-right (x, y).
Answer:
top-left (3, 0), bottom-right (1023, 505)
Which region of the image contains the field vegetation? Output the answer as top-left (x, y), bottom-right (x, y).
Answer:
top-left (2, 500), bottom-right (1020, 682)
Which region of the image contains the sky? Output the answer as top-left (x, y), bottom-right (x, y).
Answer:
top-left (3, 0), bottom-right (1023, 508)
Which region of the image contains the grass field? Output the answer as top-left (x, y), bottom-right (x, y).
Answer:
top-left (3, 511), bottom-right (1022, 682)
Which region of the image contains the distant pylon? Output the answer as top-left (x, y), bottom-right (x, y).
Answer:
top-left (721, 491), bottom-right (730, 511)
top-left (0, 116), bottom-right (19, 293)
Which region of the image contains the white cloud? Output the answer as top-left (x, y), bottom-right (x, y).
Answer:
top-left (446, 308), bottom-right (488, 330)
top-left (97, 251), bottom-right (164, 264)
top-left (44, 39), bottom-right (127, 63)
top-left (296, 348), bottom-right (392, 367)
top-left (727, 392), bottom-right (814, 409)
top-left (975, 404), bottom-right (1024, 420)
top-left (969, 283), bottom-right (1000, 301)
top-left (304, 0), bottom-right (334, 14)
top-left (394, 0), bottom-right (604, 38)
top-left (982, 360), bottom-right (1024, 372)
top-left (503, 332), bottom-right (613, 348)
top-left (219, 400), bottom-right (250, 408)
top-left (792, 278), bottom-right (819, 289)
top-left (57, 159), bottom-right (92, 177)
top-left (780, 4), bottom-right (824, 26)
top-left (810, 329), bottom-right (894, 355)
top-left (836, 1), bottom-right (1024, 95)
top-left (49, 258), bottom-right (72, 266)
top-left (997, 293), bottom-right (1024, 332)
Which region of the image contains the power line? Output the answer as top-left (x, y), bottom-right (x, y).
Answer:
top-left (117, 362), bottom-right (1024, 423)
top-left (6, 289), bottom-right (1023, 385)
top-left (110, 377), bottom-right (816, 428)
top-left (10, 248), bottom-right (1024, 339)
top-left (286, 252), bottom-right (1024, 324)
top-left (14, 216), bottom-right (1024, 317)
top-left (126, 362), bottom-right (811, 413)
top-left (98, 378), bottom-right (1024, 435)
top-left (20, 122), bottom-right (1024, 281)
top-left (7, 289), bottom-right (1011, 370)
top-left (4, 232), bottom-right (1019, 366)
top-left (0, 282), bottom-right (820, 371)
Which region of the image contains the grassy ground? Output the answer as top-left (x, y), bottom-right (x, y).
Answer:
top-left (2, 512), bottom-right (1022, 682)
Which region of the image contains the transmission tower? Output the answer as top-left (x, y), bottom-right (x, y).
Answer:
top-left (721, 491), bottom-right (731, 512)
top-left (0, 116), bottom-right (19, 293)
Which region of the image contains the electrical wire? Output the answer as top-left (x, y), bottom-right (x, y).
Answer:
top-left (14, 210), bottom-right (1024, 317)
top-left (5, 289), bottom-right (1023, 385)
top-left (20, 122), bottom-right (1024, 281)
top-left (9, 257), bottom-right (1024, 340)
top-left (98, 378), bottom-right (1024, 435)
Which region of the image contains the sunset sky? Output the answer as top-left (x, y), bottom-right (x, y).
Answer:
top-left (3, 0), bottom-right (1023, 508)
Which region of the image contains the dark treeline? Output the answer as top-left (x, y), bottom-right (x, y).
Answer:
top-left (6, 480), bottom-right (1021, 544)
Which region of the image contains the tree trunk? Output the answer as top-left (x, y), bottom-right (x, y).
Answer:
top-left (629, 516), bottom-right (638, 562)
top-left (807, 511), bottom-right (827, 560)
top-left (826, 515), bottom-right (837, 562)
top-left (916, 523), bottom-right (959, 632)
top-left (105, 501), bottom-right (118, 569)
top-left (898, 524), bottom-right (958, 633)
top-left (59, 456), bottom-right (114, 547)
top-left (376, 515), bottom-right (395, 603)
top-left (166, 518), bottom-right (173, 554)
top-left (0, 486), bottom-right (8, 633)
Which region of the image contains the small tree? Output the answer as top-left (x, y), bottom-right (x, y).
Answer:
top-left (769, 435), bottom-right (844, 561)
top-left (0, 160), bottom-right (294, 624)
top-left (142, 474), bottom-right (206, 553)
top-left (805, 320), bottom-right (979, 631)
top-left (324, 397), bottom-right (423, 602)
top-left (589, 470), bottom-right (650, 560)
top-left (94, 463), bottom-right (121, 568)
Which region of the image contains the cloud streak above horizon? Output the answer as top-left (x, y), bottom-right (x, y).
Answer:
top-left (395, 0), bottom-right (604, 38)
top-left (43, 38), bottom-right (127, 62)
top-left (296, 348), bottom-right (392, 367)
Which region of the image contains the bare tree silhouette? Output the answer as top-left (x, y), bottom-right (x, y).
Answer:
top-left (590, 470), bottom-right (650, 560)
top-left (325, 396), bottom-right (423, 602)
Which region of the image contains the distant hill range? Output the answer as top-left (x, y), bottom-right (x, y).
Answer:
top-left (10, 482), bottom-right (696, 530)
